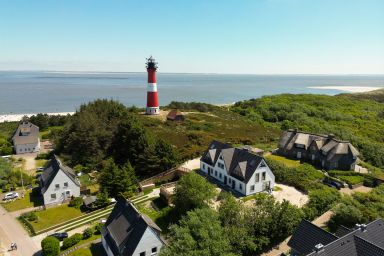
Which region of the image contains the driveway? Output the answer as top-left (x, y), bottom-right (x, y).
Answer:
top-left (272, 183), bottom-right (309, 208)
top-left (0, 205), bottom-right (40, 256)
top-left (12, 153), bottom-right (38, 175)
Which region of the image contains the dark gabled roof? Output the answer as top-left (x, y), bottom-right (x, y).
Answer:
top-left (200, 140), bottom-right (265, 183)
top-left (103, 199), bottom-right (164, 256)
top-left (288, 220), bottom-right (338, 255)
top-left (290, 219), bottom-right (384, 256)
top-left (279, 129), bottom-right (359, 158)
top-left (40, 156), bottom-right (80, 193)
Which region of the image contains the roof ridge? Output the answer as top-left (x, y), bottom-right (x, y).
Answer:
top-left (287, 129), bottom-right (352, 143)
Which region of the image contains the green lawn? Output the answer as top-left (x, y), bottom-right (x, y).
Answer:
top-left (61, 234), bottom-right (102, 253)
top-left (266, 155), bottom-right (301, 168)
top-left (35, 159), bottom-right (48, 169)
top-left (28, 204), bottom-right (84, 232)
top-left (136, 198), bottom-right (174, 232)
top-left (337, 175), bottom-right (365, 185)
top-left (67, 242), bottom-right (105, 256)
top-left (1, 192), bottom-right (43, 212)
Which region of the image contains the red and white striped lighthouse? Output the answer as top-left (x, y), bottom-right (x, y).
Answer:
top-left (146, 56), bottom-right (159, 115)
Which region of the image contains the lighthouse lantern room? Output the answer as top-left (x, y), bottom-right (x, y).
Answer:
top-left (146, 56), bottom-right (160, 115)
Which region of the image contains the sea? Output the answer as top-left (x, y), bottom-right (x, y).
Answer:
top-left (0, 71), bottom-right (383, 114)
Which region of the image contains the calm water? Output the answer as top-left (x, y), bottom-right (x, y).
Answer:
top-left (0, 71), bottom-right (383, 114)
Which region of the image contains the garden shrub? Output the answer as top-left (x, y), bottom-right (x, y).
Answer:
top-left (82, 227), bottom-right (94, 239)
top-left (62, 233), bottom-right (82, 250)
top-left (41, 236), bottom-right (60, 256)
top-left (68, 197), bottom-right (83, 209)
top-left (94, 223), bottom-right (103, 234)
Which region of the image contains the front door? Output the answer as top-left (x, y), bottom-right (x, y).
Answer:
top-left (232, 180), bottom-right (235, 189)
top-left (224, 176), bottom-right (227, 185)
top-left (262, 181), bottom-right (271, 191)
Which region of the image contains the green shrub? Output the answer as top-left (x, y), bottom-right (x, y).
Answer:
top-left (82, 227), bottom-right (94, 239)
top-left (62, 233), bottom-right (82, 250)
top-left (21, 211), bottom-right (38, 222)
top-left (41, 236), bottom-right (60, 256)
top-left (68, 197), bottom-right (83, 209)
top-left (94, 223), bottom-right (103, 234)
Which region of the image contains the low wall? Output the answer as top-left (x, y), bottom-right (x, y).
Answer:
top-left (139, 166), bottom-right (190, 190)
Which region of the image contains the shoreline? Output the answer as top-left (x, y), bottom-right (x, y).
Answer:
top-left (308, 86), bottom-right (383, 93)
top-left (0, 112), bottom-right (75, 123)
top-left (1, 86), bottom-right (382, 123)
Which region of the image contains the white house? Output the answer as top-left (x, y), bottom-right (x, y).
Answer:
top-left (200, 140), bottom-right (275, 196)
top-left (12, 117), bottom-right (40, 154)
top-left (102, 199), bottom-right (165, 256)
top-left (39, 156), bottom-right (80, 206)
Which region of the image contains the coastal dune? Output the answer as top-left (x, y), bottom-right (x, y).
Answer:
top-left (308, 86), bottom-right (383, 93)
top-left (0, 112), bottom-right (74, 123)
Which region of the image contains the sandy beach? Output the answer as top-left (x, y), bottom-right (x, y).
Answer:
top-left (308, 86), bottom-right (383, 93)
top-left (0, 112), bottom-right (74, 123)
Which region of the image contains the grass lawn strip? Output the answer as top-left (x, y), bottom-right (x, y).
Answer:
top-left (60, 234), bottom-right (101, 254)
top-left (55, 205), bottom-right (114, 231)
top-left (30, 205), bottom-right (84, 233)
top-left (62, 211), bottom-right (112, 232)
top-left (1, 192), bottom-right (43, 212)
top-left (266, 155), bottom-right (301, 168)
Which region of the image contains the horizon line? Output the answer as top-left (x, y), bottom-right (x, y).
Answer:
top-left (0, 69), bottom-right (384, 76)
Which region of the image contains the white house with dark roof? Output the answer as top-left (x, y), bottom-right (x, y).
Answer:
top-left (39, 156), bottom-right (80, 206)
top-left (200, 140), bottom-right (275, 196)
top-left (12, 117), bottom-right (40, 154)
top-left (102, 199), bottom-right (165, 256)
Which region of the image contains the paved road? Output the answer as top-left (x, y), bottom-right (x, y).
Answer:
top-left (0, 205), bottom-right (40, 256)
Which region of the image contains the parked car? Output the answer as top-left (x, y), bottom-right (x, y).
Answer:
top-left (3, 192), bottom-right (19, 201)
top-left (49, 232), bottom-right (68, 241)
top-left (323, 179), bottom-right (342, 190)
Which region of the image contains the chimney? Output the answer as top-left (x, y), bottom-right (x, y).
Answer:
top-left (360, 224), bottom-right (367, 232)
top-left (314, 243), bottom-right (324, 253)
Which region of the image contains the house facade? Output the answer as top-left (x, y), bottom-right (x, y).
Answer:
top-left (200, 140), bottom-right (275, 196)
top-left (39, 156), bottom-right (80, 206)
top-left (12, 117), bottom-right (40, 154)
top-left (278, 129), bottom-right (359, 170)
top-left (288, 219), bottom-right (384, 255)
top-left (102, 199), bottom-right (165, 256)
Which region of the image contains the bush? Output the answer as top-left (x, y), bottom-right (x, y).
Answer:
top-left (41, 236), bottom-right (60, 256)
top-left (21, 211), bottom-right (38, 221)
top-left (62, 233), bottom-right (82, 250)
top-left (82, 227), bottom-right (94, 239)
top-left (68, 197), bottom-right (83, 209)
top-left (94, 223), bottom-right (103, 234)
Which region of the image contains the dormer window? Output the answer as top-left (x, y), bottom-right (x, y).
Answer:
top-left (259, 161), bottom-right (266, 168)
top-left (219, 155), bottom-right (223, 160)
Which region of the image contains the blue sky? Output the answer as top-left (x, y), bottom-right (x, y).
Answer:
top-left (0, 0), bottom-right (383, 74)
